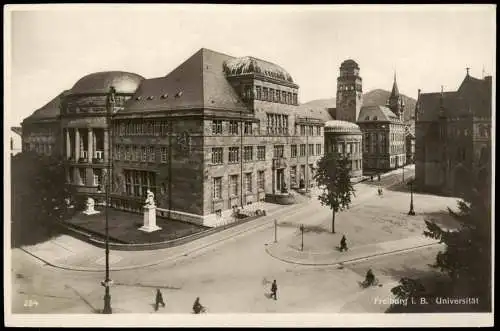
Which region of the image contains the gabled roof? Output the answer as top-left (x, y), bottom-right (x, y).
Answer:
top-left (357, 105), bottom-right (400, 123)
top-left (23, 91), bottom-right (68, 123)
top-left (119, 48), bottom-right (251, 115)
top-left (11, 127), bottom-right (22, 135)
top-left (417, 91), bottom-right (457, 122)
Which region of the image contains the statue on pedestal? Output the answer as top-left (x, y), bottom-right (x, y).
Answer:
top-left (82, 197), bottom-right (100, 215)
top-left (145, 189), bottom-right (156, 208)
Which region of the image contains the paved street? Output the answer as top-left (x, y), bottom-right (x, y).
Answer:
top-left (11, 166), bottom-right (460, 314)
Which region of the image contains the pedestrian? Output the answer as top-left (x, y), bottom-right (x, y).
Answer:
top-left (364, 269), bottom-right (375, 287)
top-left (340, 235), bottom-right (348, 252)
top-left (270, 280), bottom-right (278, 300)
top-left (154, 288), bottom-right (166, 311)
top-left (193, 297), bottom-right (205, 314)
top-left (370, 175), bottom-right (373, 182)
top-left (377, 173), bottom-right (381, 181)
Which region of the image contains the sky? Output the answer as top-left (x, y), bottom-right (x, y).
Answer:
top-left (5, 4), bottom-right (496, 127)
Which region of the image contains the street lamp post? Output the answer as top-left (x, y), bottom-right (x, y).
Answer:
top-left (300, 224), bottom-right (304, 251)
top-left (408, 181), bottom-right (415, 216)
top-left (274, 219), bottom-right (277, 243)
top-left (101, 86), bottom-right (115, 314)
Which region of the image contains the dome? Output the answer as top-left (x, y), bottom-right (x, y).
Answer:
top-left (340, 59), bottom-right (360, 69)
top-left (324, 120), bottom-right (361, 133)
top-left (70, 71), bottom-right (145, 95)
top-left (223, 56), bottom-right (294, 83)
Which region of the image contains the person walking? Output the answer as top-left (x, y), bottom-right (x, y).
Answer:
top-left (339, 235), bottom-right (348, 252)
top-left (270, 280), bottom-right (278, 300)
top-left (154, 289), bottom-right (166, 311)
top-left (193, 297), bottom-right (205, 314)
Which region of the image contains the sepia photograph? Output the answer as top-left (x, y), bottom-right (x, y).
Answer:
top-left (4, 4), bottom-right (495, 327)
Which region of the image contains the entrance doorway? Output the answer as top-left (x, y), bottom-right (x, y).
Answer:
top-left (276, 169), bottom-right (284, 193)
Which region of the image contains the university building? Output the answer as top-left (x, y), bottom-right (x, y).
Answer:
top-left (21, 48), bottom-right (324, 227)
top-left (415, 69), bottom-right (492, 199)
top-left (327, 59), bottom-right (408, 173)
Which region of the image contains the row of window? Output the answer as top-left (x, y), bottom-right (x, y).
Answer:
top-left (25, 143), bottom-right (53, 155)
top-left (242, 85), bottom-right (298, 105)
top-left (290, 144), bottom-right (322, 157)
top-left (124, 170), bottom-right (157, 198)
top-left (68, 167), bottom-right (102, 187)
top-left (114, 145), bottom-right (168, 163)
top-left (326, 141), bottom-right (361, 155)
top-left (266, 113), bottom-right (289, 135)
top-left (210, 143), bottom-right (323, 165)
top-left (212, 171), bottom-right (265, 200)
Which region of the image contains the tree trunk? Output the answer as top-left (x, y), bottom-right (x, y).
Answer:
top-left (331, 211), bottom-right (336, 233)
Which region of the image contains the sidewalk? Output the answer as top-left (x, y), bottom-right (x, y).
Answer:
top-left (265, 235), bottom-right (441, 266)
top-left (18, 200), bottom-right (308, 272)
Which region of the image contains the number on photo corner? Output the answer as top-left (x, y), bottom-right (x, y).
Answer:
top-left (24, 299), bottom-right (39, 308)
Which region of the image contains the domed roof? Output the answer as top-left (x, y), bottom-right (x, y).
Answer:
top-left (324, 120), bottom-right (361, 133)
top-left (223, 56), bottom-right (294, 83)
top-left (70, 71), bottom-right (145, 95)
top-left (340, 59), bottom-right (359, 69)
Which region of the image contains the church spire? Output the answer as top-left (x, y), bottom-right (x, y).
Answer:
top-left (390, 71), bottom-right (400, 98)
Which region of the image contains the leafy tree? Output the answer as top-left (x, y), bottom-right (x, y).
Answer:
top-left (11, 151), bottom-right (75, 248)
top-left (313, 151), bottom-right (355, 233)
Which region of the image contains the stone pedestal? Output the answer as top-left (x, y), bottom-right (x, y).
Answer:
top-left (139, 205), bottom-right (161, 233)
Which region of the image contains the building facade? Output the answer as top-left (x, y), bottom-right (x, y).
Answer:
top-left (334, 60), bottom-right (407, 173)
top-left (324, 120), bottom-right (363, 179)
top-left (21, 48), bottom-right (324, 227)
top-left (415, 70), bottom-right (492, 199)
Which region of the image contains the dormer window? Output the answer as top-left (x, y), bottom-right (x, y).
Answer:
top-left (175, 91), bottom-right (183, 98)
top-left (365, 116), bottom-right (370, 120)
top-left (136, 96), bottom-right (142, 101)
top-left (373, 116), bottom-right (378, 120)
top-left (161, 94), bottom-right (169, 99)
top-left (147, 96), bottom-right (154, 100)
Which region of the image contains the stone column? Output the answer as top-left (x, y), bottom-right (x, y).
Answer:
top-left (66, 129), bottom-right (71, 159)
top-left (88, 128), bottom-right (93, 161)
top-left (104, 129), bottom-right (109, 162)
top-left (75, 128), bottom-right (80, 160)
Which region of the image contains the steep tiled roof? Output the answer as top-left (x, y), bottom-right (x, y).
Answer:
top-left (357, 105), bottom-right (400, 123)
top-left (119, 48), bottom-right (249, 115)
top-left (223, 56), bottom-right (295, 83)
top-left (23, 91), bottom-right (68, 123)
top-left (417, 92), bottom-right (457, 122)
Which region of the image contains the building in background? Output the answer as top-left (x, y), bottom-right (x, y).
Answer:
top-left (324, 120), bottom-right (363, 179)
top-left (333, 60), bottom-right (407, 174)
top-left (415, 69), bottom-right (492, 199)
top-left (20, 48), bottom-right (324, 227)
top-left (10, 127), bottom-right (23, 156)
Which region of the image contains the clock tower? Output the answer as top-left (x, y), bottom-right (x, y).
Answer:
top-left (336, 59), bottom-right (363, 123)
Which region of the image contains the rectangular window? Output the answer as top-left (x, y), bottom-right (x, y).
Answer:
top-left (290, 166), bottom-right (297, 186)
top-left (229, 121), bottom-right (239, 135)
top-left (309, 126), bottom-right (314, 136)
top-left (243, 146), bottom-right (253, 162)
top-left (258, 171), bottom-right (265, 190)
top-left (79, 168), bottom-right (86, 185)
top-left (256, 86), bottom-right (262, 100)
top-left (293, 93), bottom-right (298, 105)
top-left (263, 87), bottom-right (268, 101)
top-left (257, 146), bottom-right (266, 160)
top-left (161, 147), bottom-right (168, 163)
top-left (316, 127), bottom-right (321, 136)
top-left (300, 125), bottom-right (306, 136)
top-left (141, 171), bottom-right (149, 197)
top-left (244, 122), bottom-right (253, 135)
top-left (114, 144), bottom-right (120, 160)
top-left (212, 120), bottom-right (223, 135)
top-left (211, 147), bottom-right (223, 164)
top-left (148, 146), bottom-right (155, 162)
top-left (125, 170), bottom-right (132, 195)
top-left (276, 90), bottom-right (281, 102)
top-left (269, 89), bottom-right (275, 102)
top-left (346, 143), bottom-right (352, 154)
top-left (273, 145), bottom-right (284, 158)
top-left (245, 173), bottom-right (252, 193)
top-left (291, 144), bottom-right (297, 158)
top-left (133, 171), bottom-right (140, 197)
top-left (338, 143), bottom-right (343, 154)
top-left (125, 146), bottom-right (131, 161)
top-left (141, 146), bottom-right (147, 162)
top-left (230, 175), bottom-right (239, 196)
top-left (300, 144), bottom-right (306, 156)
top-left (282, 91), bottom-right (287, 103)
top-left (308, 144), bottom-right (314, 156)
top-left (287, 92), bottom-right (292, 104)
top-left (316, 144), bottom-right (322, 155)
top-left (213, 177), bottom-right (222, 200)
top-left (228, 147), bottom-right (239, 163)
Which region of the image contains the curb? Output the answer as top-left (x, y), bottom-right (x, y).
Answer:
top-left (265, 241), bottom-right (442, 266)
top-left (21, 202), bottom-right (307, 272)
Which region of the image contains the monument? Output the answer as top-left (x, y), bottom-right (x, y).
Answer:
top-left (139, 189), bottom-right (161, 232)
top-left (82, 197), bottom-right (100, 215)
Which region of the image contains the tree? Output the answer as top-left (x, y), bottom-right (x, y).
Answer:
top-left (313, 151), bottom-right (355, 233)
top-left (11, 151), bottom-right (75, 248)
top-left (422, 189), bottom-right (491, 311)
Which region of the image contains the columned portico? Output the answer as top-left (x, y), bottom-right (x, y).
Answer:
top-left (88, 128), bottom-right (93, 162)
top-left (75, 128), bottom-right (80, 161)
